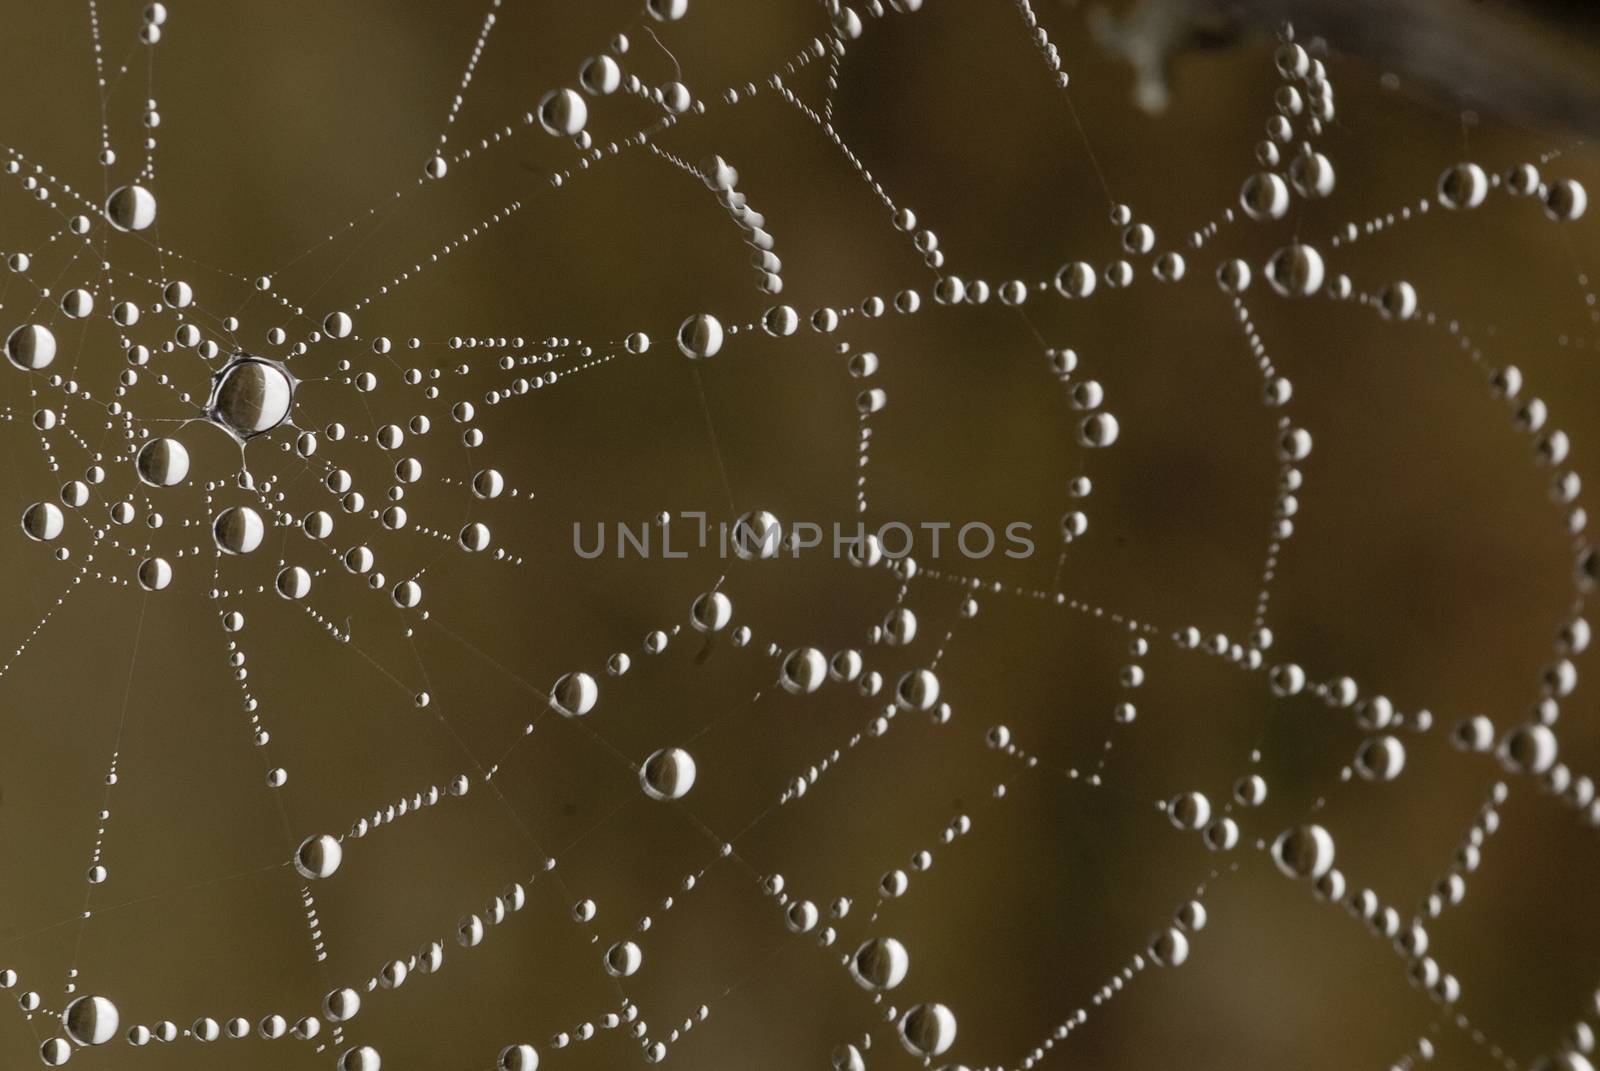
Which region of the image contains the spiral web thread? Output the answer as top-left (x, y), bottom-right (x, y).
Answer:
top-left (0, 1), bottom-right (1597, 1070)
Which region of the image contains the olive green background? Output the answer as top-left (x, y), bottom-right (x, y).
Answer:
top-left (0, 1), bottom-right (1596, 1069)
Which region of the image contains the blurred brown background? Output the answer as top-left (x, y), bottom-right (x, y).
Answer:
top-left (0, 1), bottom-right (1597, 1069)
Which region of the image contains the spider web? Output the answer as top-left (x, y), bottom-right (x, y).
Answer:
top-left (0, 1), bottom-right (1596, 1070)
